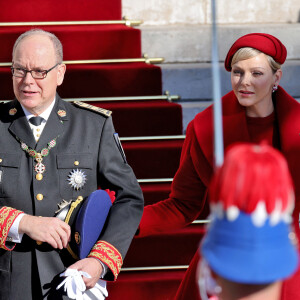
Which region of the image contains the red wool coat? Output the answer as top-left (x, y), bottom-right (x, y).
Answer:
top-left (139, 86), bottom-right (300, 300)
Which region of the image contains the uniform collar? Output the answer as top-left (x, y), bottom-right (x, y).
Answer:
top-left (20, 97), bottom-right (56, 123)
top-left (8, 96), bottom-right (67, 150)
top-left (8, 101), bottom-right (36, 149)
top-left (35, 96), bottom-right (67, 150)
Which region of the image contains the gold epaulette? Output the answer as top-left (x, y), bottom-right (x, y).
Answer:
top-left (73, 101), bottom-right (112, 117)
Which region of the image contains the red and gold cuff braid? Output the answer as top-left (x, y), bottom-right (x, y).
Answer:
top-left (0, 206), bottom-right (23, 250)
top-left (88, 240), bottom-right (123, 280)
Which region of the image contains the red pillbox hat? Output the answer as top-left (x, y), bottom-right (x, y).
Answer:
top-left (224, 33), bottom-right (287, 71)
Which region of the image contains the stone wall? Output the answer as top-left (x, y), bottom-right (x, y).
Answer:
top-left (122, 0), bottom-right (300, 25)
top-left (122, 1), bottom-right (300, 63)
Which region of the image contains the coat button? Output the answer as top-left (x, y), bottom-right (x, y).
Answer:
top-left (0, 159), bottom-right (2, 163)
top-left (74, 161), bottom-right (79, 166)
top-left (36, 194), bottom-right (44, 201)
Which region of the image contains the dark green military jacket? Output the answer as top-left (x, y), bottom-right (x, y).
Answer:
top-left (0, 95), bottom-right (143, 299)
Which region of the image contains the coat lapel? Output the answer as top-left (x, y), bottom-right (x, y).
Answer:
top-left (194, 90), bottom-right (250, 168)
top-left (275, 87), bottom-right (300, 198)
top-left (8, 100), bottom-right (36, 148)
top-left (275, 86), bottom-right (300, 153)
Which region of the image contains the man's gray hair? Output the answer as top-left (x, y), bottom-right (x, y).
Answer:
top-left (12, 29), bottom-right (63, 63)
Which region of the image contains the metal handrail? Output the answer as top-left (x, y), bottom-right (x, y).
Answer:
top-left (121, 265), bottom-right (189, 272)
top-left (0, 56), bottom-right (164, 67)
top-left (138, 178), bottom-right (173, 183)
top-left (192, 220), bottom-right (210, 224)
top-left (0, 18), bottom-right (142, 27)
top-left (0, 93), bottom-right (180, 103)
top-left (64, 94), bottom-right (180, 102)
top-left (120, 135), bottom-right (185, 142)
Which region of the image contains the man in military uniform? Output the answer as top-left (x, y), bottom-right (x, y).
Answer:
top-left (0, 29), bottom-right (144, 299)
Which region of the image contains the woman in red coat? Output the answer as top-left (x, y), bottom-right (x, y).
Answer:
top-left (137, 33), bottom-right (300, 299)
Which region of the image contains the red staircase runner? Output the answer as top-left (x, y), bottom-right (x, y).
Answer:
top-left (0, 63), bottom-right (162, 100)
top-left (0, 0), bottom-right (122, 21)
top-left (124, 225), bottom-right (205, 267)
top-left (0, 25), bottom-right (142, 61)
top-left (141, 183), bottom-right (172, 205)
top-left (107, 270), bottom-right (185, 300)
top-left (99, 101), bottom-right (182, 136)
top-left (123, 139), bottom-right (183, 178)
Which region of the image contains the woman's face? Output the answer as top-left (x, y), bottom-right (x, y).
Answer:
top-left (231, 53), bottom-right (282, 117)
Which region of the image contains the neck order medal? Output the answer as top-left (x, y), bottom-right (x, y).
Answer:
top-left (20, 138), bottom-right (58, 180)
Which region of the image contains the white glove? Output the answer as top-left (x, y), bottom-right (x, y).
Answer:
top-left (57, 268), bottom-right (108, 300)
top-left (83, 280), bottom-right (108, 300)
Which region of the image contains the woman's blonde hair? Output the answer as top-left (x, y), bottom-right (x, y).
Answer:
top-left (231, 47), bottom-right (281, 73)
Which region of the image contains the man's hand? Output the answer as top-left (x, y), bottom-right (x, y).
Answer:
top-left (68, 257), bottom-right (104, 289)
top-left (19, 215), bottom-right (71, 249)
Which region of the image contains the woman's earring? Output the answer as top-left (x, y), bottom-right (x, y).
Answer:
top-left (272, 85), bottom-right (278, 93)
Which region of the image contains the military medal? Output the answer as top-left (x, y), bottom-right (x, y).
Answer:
top-left (34, 153), bottom-right (46, 180)
top-left (19, 137), bottom-right (58, 180)
top-left (9, 108), bottom-right (17, 116)
top-left (68, 169), bottom-right (87, 190)
top-left (57, 110), bottom-right (67, 117)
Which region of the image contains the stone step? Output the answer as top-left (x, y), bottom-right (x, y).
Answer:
top-left (161, 60), bottom-right (300, 102)
top-left (141, 23), bottom-right (300, 63)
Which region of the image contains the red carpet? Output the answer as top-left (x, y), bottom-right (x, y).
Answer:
top-left (141, 183), bottom-right (173, 205)
top-left (123, 139), bottom-right (184, 178)
top-left (61, 63), bottom-right (163, 97)
top-left (124, 225), bottom-right (205, 267)
top-left (99, 101), bottom-right (182, 136)
top-left (107, 270), bottom-right (185, 300)
top-left (0, 63), bottom-right (163, 100)
top-left (0, 25), bottom-right (141, 61)
top-left (0, 0), bottom-right (122, 21)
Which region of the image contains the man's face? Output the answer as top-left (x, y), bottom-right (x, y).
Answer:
top-left (12, 34), bottom-right (66, 115)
